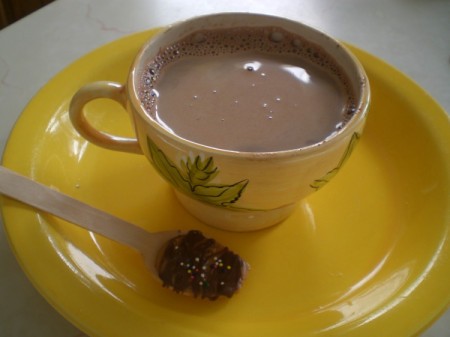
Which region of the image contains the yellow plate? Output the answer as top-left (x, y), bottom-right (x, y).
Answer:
top-left (1, 29), bottom-right (449, 337)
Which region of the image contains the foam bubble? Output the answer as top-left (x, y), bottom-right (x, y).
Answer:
top-left (270, 31), bottom-right (284, 42)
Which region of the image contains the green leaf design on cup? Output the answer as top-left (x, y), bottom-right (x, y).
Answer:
top-left (147, 137), bottom-right (249, 207)
top-left (310, 132), bottom-right (361, 190)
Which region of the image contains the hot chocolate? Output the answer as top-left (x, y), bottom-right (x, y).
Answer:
top-left (139, 26), bottom-right (356, 152)
top-left (69, 13), bottom-right (370, 231)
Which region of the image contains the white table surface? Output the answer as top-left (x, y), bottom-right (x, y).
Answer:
top-left (0, 0), bottom-right (449, 336)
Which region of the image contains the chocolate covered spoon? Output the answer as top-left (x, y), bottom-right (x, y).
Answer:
top-left (0, 166), bottom-right (248, 300)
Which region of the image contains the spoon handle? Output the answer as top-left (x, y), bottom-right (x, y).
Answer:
top-left (0, 166), bottom-right (151, 251)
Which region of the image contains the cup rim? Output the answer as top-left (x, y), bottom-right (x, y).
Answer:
top-left (129, 12), bottom-right (370, 159)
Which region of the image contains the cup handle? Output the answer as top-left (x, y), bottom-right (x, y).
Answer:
top-left (69, 81), bottom-right (143, 154)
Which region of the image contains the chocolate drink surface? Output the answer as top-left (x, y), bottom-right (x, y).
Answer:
top-left (139, 27), bottom-right (356, 152)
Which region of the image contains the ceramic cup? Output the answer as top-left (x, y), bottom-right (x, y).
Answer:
top-left (69, 13), bottom-right (370, 231)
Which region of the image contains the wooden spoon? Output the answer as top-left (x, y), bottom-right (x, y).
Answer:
top-left (0, 166), bottom-right (247, 299)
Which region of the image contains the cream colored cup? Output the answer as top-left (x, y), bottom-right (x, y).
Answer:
top-left (69, 13), bottom-right (370, 231)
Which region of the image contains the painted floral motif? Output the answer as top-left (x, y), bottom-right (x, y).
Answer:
top-left (147, 137), bottom-right (249, 207)
top-left (310, 132), bottom-right (361, 190)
